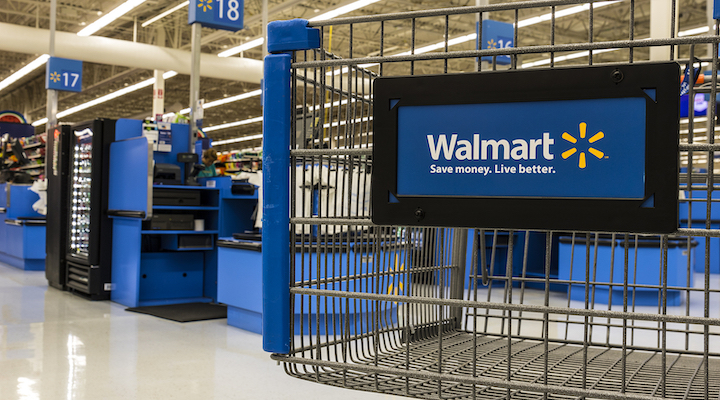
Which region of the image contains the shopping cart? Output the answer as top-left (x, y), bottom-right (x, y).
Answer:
top-left (261, 1), bottom-right (720, 399)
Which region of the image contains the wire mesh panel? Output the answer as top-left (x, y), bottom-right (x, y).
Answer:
top-left (267, 1), bottom-right (720, 399)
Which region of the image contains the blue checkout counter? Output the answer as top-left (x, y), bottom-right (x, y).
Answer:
top-left (108, 119), bottom-right (259, 308)
top-left (0, 183), bottom-right (45, 270)
top-left (679, 190), bottom-right (719, 273)
top-left (557, 235), bottom-right (693, 307)
top-left (464, 230), bottom-right (562, 291)
top-left (218, 236), bottom-right (400, 335)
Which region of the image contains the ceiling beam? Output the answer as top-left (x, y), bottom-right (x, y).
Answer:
top-left (0, 22), bottom-right (263, 83)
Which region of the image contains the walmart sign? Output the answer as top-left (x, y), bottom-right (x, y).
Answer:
top-left (396, 98), bottom-right (646, 199)
top-left (372, 64), bottom-right (679, 233)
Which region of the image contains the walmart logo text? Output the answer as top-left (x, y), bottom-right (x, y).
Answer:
top-left (427, 133), bottom-right (555, 161)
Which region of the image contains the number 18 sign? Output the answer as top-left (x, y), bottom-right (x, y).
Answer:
top-left (46, 57), bottom-right (82, 92)
top-left (189, 0), bottom-right (244, 32)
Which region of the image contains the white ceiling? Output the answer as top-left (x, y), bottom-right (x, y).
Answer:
top-left (0, 0), bottom-right (711, 151)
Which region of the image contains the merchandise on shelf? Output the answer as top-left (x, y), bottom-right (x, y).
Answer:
top-left (219, 149), bottom-right (262, 174)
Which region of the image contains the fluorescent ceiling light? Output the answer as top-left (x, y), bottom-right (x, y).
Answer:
top-left (33, 71), bottom-right (177, 127)
top-left (202, 89), bottom-right (263, 109)
top-left (218, 38), bottom-right (265, 58)
top-left (78, 0), bottom-right (147, 36)
top-left (322, 115), bottom-right (373, 129)
top-left (219, 0), bottom-right (382, 57)
top-left (678, 26), bottom-right (711, 37)
top-left (213, 133), bottom-right (263, 146)
top-left (521, 48), bottom-right (619, 68)
top-left (142, 1), bottom-right (189, 27)
top-left (204, 116), bottom-right (264, 132)
top-left (517, 1), bottom-right (621, 28)
top-left (233, 145), bottom-right (263, 152)
top-left (0, 54), bottom-right (49, 93)
top-left (162, 89), bottom-right (262, 119)
top-left (327, 1), bottom-right (622, 76)
top-left (309, 0), bottom-right (381, 22)
top-left (521, 25), bottom-right (717, 68)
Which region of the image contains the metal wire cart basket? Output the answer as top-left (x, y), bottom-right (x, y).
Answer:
top-left (261, 1), bottom-right (720, 399)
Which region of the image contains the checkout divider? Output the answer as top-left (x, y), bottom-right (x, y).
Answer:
top-left (0, 182), bottom-right (45, 270)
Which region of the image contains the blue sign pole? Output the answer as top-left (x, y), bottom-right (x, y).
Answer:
top-left (187, 0), bottom-right (244, 150)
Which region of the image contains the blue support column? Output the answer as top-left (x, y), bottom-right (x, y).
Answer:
top-left (262, 53), bottom-right (292, 354)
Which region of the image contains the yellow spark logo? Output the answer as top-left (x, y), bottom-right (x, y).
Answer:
top-left (49, 71), bottom-right (61, 83)
top-left (487, 39), bottom-right (498, 49)
top-left (387, 254), bottom-right (405, 303)
top-left (561, 122), bottom-right (605, 169)
top-left (198, 0), bottom-right (212, 12)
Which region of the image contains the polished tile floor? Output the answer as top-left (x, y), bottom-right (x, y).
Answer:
top-left (0, 262), bottom-right (402, 400)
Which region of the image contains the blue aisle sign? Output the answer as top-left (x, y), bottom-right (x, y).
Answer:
top-left (396, 98), bottom-right (646, 199)
top-left (479, 20), bottom-right (514, 65)
top-left (46, 57), bottom-right (82, 92)
top-left (189, 0), bottom-right (244, 31)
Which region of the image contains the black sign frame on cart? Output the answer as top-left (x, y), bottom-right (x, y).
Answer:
top-left (372, 63), bottom-right (680, 233)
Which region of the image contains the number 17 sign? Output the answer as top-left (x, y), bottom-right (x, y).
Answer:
top-left (189, 0), bottom-right (244, 32)
top-left (46, 57), bottom-right (82, 93)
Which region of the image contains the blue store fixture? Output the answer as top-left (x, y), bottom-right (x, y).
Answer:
top-left (679, 188), bottom-right (720, 273)
top-left (108, 119), bottom-right (220, 307)
top-left (200, 176), bottom-right (258, 237)
top-left (558, 235), bottom-right (693, 307)
top-left (218, 238), bottom-right (263, 333)
top-left (0, 183), bottom-right (45, 270)
top-left (464, 229), bottom-right (562, 291)
top-left (219, 237), bottom-right (401, 335)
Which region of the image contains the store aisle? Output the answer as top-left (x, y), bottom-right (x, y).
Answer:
top-left (0, 262), bottom-right (401, 400)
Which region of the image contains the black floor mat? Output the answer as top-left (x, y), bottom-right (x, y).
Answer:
top-left (126, 302), bottom-right (227, 323)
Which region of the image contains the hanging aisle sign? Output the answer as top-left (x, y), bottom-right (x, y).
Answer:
top-left (46, 57), bottom-right (83, 92)
top-left (372, 63), bottom-right (680, 233)
top-left (479, 20), bottom-right (514, 65)
top-left (188, 0), bottom-right (244, 31)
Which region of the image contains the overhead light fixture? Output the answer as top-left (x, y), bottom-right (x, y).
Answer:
top-left (203, 116), bottom-right (263, 132)
top-left (142, 1), bottom-right (189, 27)
top-left (213, 133), bottom-right (263, 146)
top-left (78, 0), bottom-right (148, 36)
top-left (326, 2), bottom-right (623, 76)
top-left (521, 48), bottom-right (619, 68)
top-left (521, 25), bottom-right (715, 68)
top-left (517, 1), bottom-right (621, 28)
top-left (0, 54), bottom-right (49, 93)
top-left (161, 89), bottom-right (262, 119)
top-left (309, 0), bottom-right (381, 22)
top-left (33, 71), bottom-right (178, 127)
top-left (202, 89), bottom-right (262, 109)
top-left (219, 0), bottom-right (382, 57)
top-left (218, 38), bottom-right (265, 58)
top-left (678, 26), bottom-right (711, 37)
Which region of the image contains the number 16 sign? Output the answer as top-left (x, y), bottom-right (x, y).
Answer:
top-left (479, 20), bottom-right (514, 66)
top-left (46, 57), bottom-right (82, 93)
top-left (189, 0), bottom-right (244, 32)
